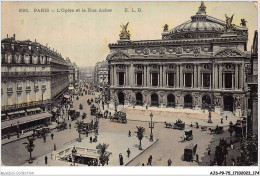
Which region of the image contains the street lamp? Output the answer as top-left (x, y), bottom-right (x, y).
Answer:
top-left (72, 146), bottom-right (77, 166)
top-left (228, 121), bottom-right (234, 144)
top-left (208, 105), bottom-right (213, 123)
top-left (149, 113), bottom-right (154, 142)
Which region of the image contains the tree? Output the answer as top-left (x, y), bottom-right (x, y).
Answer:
top-left (240, 133), bottom-right (258, 165)
top-left (96, 143), bottom-right (110, 166)
top-left (135, 126), bottom-right (145, 150)
top-left (23, 135), bottom-right (36, 164)
top-left (75, 120), bottom-right (84, 142)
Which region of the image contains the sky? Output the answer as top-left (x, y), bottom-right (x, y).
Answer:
top-left (1, 1), bottom-right (258, 67)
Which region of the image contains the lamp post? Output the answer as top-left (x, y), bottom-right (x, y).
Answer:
top-left (149, 113), bottom-right (154, 142)
top-left (228, 121), bottom-right (234, 144)
top-left (208, 105), bottom-right (213, 123)
top-left (72, 146), bottom-right (77, 166)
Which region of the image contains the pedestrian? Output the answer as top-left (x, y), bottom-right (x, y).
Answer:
top-left (43, 136), bottom-right (46, 143)
top-left (69, 123), bottom-right (71, 129)
top-left (221, 118), bottom-right (223, 124)
top-left (147, 155), bottom-right (153, 165)
top-left (54, 144), bottom-right (56, 151)
top-left (119, 153), bottom-right (124, 166)
top-left (86, 130), bottom-right (89, 137)
top-left (127, 148), bottom-right (131, 158)
top-left (208, 148), bottom-right (211, 155)
top-left (90, 136), bottom-right (92, 143)
top-left (168, 159), bottom-right (172, 166)
top-left (226, 116), bottom-right (228, 120)
top-left (190, 122), bottom-right (193, 127)
top-left (51, 133), bottom-right (54, 140)
top-left (128, 130), bottom-right (131, 137)
top-left (196, 154), bottom-right (199, 163)
top-left (45, 156), bottom-right (48, 165)
top-left (196, 122), bottom-right (199, 129)
top-left (142, 163), bottom-right (145, 166)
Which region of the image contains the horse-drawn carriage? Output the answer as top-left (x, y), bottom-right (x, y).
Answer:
top-left (56, 122), bottom-right (67, 131)
top-left (34, 127), bottom-right (51, 138)
top-left (82, 112), bottom-right (87, 119)
top-left (209, 126), bottom-right (224, 134)
top-left (173, 119), bottom-right (185, 130)
top-left (183, 144), bottom-right (197, 162)
top-left (90, 105), bottom-right (97, 115)
top-left (180, 129), bottom-right (193, 142)
top-left (110, 111), bottom-right (127, 123)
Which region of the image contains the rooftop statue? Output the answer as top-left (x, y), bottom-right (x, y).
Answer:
top-left (240, 18), bottom-right (247, 27)
top-left (197, 1), bottom-right (206, 15)
top-left (225, 14), bottom-right (234, 30)
top-left (119, 22), bottom-right (130, 40)
top-left (163, 24), bottom-right (169, 32)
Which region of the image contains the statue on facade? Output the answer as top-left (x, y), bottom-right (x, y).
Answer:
top-left (240, 18), bottom-right (247, 27)
top-left (163, 24), bottom-right (168, 32)
top-left (235, 96), bottom-right (241, 108)
top-left (119, 22), bottom-right (130, 40)
top-left (225, 14), bottom-right (234, 30)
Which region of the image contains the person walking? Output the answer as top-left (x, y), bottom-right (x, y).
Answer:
top-left (45, 156), bottom-right (48, 165)
top-left (208, 148), bottom-right (211, 155)
top-left (43, 136), bottom-right (46, 143)
top-left (226, 116), bottom-right (228, 120)
top-left (69, 123), bottom-right (71, 129)
top-left (127, 148), bottom-right (131, 158)
top-left (168, 159), bottom-right (172, 166)
top-left (221, 118), bottom-right (223, 124)
top-left (119, 153), bottom-right (124, 166)
top-left (51, 133), bottom-right (54, 140)
top-left (142, 163), bottom-right (145, 166)
top-left (90, 136), bottom-right (92, 143)
top-left (147, 155), bottom-right (153, 166)
top-left (128, 130), bottom-right (131, 137)
top-left (196, 154), bottom-right (199, 163)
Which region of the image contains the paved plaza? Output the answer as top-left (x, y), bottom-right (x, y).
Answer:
top-left (2, 90), bottom-right (242, 166)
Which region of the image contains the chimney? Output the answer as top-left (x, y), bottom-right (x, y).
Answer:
top-left (13, 34), bottom-right (15, 40)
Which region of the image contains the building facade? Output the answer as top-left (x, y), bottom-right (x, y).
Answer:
top-left (66, 57), bottom-right (80, 89)
top-left (107, 2), bottom-right (251, 117)
top-left (80, 66), bottom-right (94, 83)
top-left (94, 61), bottom-right (109, 87)
top-left (247, 31), bottom-right (258, 134)
top-left (1, 35), bottom-right (69, 125)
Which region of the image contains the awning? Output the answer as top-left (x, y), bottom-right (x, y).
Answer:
top-left (2, 112), bottom-right (52, 129)
top-left (64, 95), bottom-right (70, 99)
top-left (26, 107), bottom-right (41, 112)
top-left (19, 110), bottom-right (26, 113)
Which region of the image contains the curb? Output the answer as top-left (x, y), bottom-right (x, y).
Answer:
top-left (125, 139), bottom-right (159, 166)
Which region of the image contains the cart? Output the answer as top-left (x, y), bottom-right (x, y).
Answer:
top-left (180, 129), bottom-right (193, 142)
top-left (110, 111), bottom-right (127, 123)
top-left (173, 119), bottom-right (185, 130)
top-left (184, 144), bottom-right (197, 162)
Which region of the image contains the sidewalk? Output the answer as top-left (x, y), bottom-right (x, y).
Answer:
top-left (96, 96), bottom-right (237, 128)
top-left (1, 123), bottom-right (57, 145)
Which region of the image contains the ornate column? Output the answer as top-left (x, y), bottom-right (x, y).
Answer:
top-left (198, 64), bottom-right (201, 88)
top-left (180, 65), bottom-right (183, 88)
top-left (160, 65), bottom-right (163, 87)
top-left (214, 64), bottom-right (218, 89)
top-left (144, 65), bottom-right (147, 87)
top-left (163, 65), bottom-right (167, 87)
top-left (235, 64), bottom-right (238, 89)
top-left (125, 65), bottom-right (128, 86)
top-left (130, 62), bottom-right (134, 86)
top-left (113, 65), bottom-right (117, 86)
top-left (219, 64), bottom-right (222, 89)
top-left (176, 64), bottom-right (180, 88)
top-left (147, 65), bottom-right (150, 87)
top-left (194, 64), bottom-right (197, 88)
top-left (239, 63), bottom-right (243, 89)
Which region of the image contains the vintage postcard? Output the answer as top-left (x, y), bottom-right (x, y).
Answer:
top-left (1, 1), bottom-right (259, 175)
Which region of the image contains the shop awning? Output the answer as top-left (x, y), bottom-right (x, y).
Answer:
top-left (26, 107), bottom-right (41, 112)
top-left (19, 110), bottom-right (26, 113)
top-left (2, 112), bottom-right (52, 129)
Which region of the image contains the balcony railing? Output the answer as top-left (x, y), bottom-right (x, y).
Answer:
top-left (1, 72), bottom-right (51, 77)
top-left (1, 99), bottom-right (51, 111)
top-left (26, 86), bottom-right (31, 90)
top-left (17, 87), bottom-right (22, 90)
